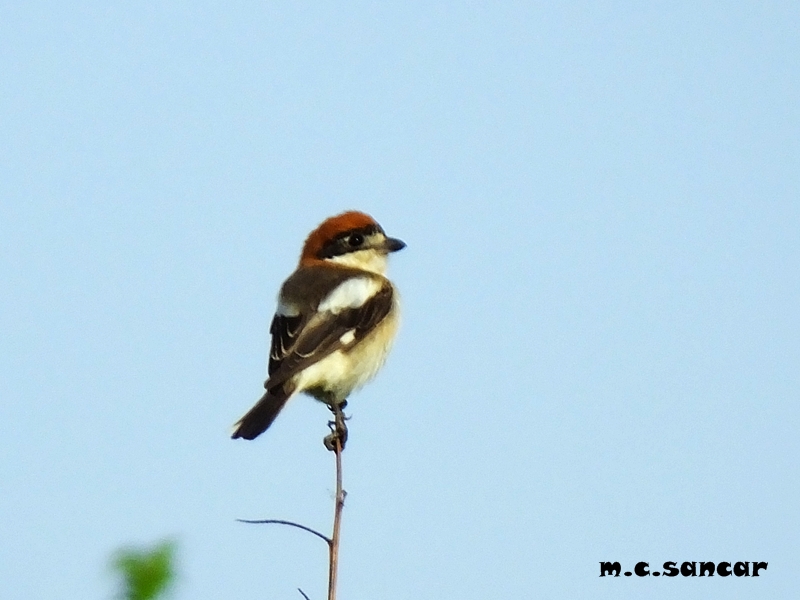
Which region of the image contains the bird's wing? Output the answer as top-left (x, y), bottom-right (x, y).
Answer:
top-left (265, 283), bottom-right (394, 390)
top-left (268, 313), bottom-right (303, 377)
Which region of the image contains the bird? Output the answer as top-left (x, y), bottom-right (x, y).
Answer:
top-left (231, 211), bottom-right (405, 440)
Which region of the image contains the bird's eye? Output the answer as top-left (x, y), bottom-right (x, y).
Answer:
top-left (348, 233), bottom-right (365, 247)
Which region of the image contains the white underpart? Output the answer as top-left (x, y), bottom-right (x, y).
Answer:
top-left (318, 276), bottom-right (382, 314)
top-left (328, 249), bottom-right (388, 275)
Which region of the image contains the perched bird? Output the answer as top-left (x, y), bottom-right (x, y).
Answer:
top-left (232, 211), bottom-right (405, 440)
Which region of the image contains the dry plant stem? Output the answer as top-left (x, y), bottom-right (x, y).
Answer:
top-left (237, 405), bottom-right (349, 600)
top-left (326, 405), bottom-right (348, 600)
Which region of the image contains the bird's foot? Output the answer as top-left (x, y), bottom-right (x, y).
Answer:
top-left (323, 403), bottom-right (349, 451)
top-left (326, 399), bottom-right (347, 413)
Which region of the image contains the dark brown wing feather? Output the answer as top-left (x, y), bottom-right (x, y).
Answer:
top-left (265, 284), bottom-right (394, 391)
top-left (269, 314), bottom-right (303, 376)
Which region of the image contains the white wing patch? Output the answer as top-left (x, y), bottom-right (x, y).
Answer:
top-left (318, 277), bottom-right (381, 314)
top-left (339, 329), bottom-right (356, 345)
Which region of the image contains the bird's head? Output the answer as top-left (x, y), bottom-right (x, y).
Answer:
top-left (300, 211), bottom-right (406, 274)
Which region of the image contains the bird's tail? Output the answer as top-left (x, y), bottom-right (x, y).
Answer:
top-left (231, 386), bottom-right (293, 440)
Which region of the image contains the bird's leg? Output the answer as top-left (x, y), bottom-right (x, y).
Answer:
top-left (324, 399), bottom-right (349, 451)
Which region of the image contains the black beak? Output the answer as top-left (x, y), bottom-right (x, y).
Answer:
top-left (384, 237), bottom-right (406, 253)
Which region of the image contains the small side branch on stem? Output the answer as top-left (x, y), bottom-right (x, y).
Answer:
top-left (235, 519), bottom-right (331, 545)
top-left (297, 588), bottom-right (312, 600)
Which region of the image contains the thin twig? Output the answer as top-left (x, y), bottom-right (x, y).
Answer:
top-left (236, 519), bottom-right (331, 545)
top-left (297, 588), bottom-right (312, 600)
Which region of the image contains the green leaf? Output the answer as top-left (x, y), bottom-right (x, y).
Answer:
top-left (113, 540), bottom-right (177, 600)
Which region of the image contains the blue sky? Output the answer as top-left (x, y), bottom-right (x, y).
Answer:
top-left (1, 2), bottom-right (798, 599)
